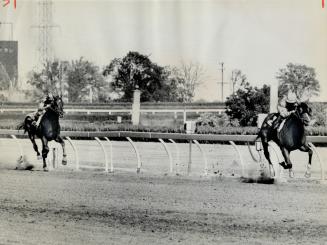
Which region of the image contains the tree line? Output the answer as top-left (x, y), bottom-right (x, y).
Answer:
top-left (225, 63), bottom-right (321, 126)
top-left (27, 51), bottom-right (205, 103)
top-left (25, 52), bottom-right (322, 126)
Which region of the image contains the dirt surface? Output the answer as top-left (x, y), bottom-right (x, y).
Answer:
top-left (0, 168), bottom-right (326, 245)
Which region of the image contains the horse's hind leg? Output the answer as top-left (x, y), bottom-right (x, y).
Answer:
top-left (299, 143), bottom-right (313, 178)
top-left (262, 141), bottom-right (275, 177)
top-left (29, 133), bottom-right (41, 160)
top-left (55, 136), bottom-right (67, 165)
top-left (41, 136), bottom-right (49, 171)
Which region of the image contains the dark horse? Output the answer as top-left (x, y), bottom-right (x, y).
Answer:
top-left (256, 102), bottom-right (312, 178)
top-left (18, 96), bottom-right (67, 171)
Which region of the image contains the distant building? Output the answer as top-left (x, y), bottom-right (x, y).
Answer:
top-left (0, 41), bottom-right (18, 88)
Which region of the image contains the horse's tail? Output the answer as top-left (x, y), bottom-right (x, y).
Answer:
top-left (17, 121), bottom-right (27, 134)
top-left (17, 115), bottom-right (33, 134)
top-left (247, 130), bottom-right (262, 163)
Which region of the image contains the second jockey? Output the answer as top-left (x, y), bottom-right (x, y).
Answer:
top-left (31, 93), bottom-right (54, 128)
top-left (271, 90), bottom-right (298, 131)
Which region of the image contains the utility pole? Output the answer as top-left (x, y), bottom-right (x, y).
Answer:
top-left (231, 70), bottom-right (235, 95)
top-left (218, 62), bottom-right (227, 102)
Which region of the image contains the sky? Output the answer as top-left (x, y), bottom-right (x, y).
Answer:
top-left (1, 0), bottom-right (326, 101)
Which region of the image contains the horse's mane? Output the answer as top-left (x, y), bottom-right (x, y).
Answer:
top-left (297, 102), bottom-right (312, 116)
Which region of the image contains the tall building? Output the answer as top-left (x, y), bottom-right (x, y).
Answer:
top-left (0, 40), bottom-right (18, 88)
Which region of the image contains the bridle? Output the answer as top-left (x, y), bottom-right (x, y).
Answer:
top-left (294, 103), bottom-right (311, 126)
top-left (48, 98), bottom-right (64, 118)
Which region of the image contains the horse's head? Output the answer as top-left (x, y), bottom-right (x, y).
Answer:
top-left (53, 96), bottom-right (64, 118)
top-left (296, 102), bottom-right (312, 126)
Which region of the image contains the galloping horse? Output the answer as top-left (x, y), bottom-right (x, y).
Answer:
top-left (18, 96), bottom-right (67, 171)
top-left (257, 102), bottom-right (312, 178)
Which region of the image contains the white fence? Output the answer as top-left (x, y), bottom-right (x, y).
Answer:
top-left (1, 130), bottom-right (326, 181)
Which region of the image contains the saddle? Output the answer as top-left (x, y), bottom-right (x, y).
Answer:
top-left (277, 118), bottom-right (287, 133)
top-left (271, 111), bottom-right (296, 133)
top-left (267, 114), bottom-right (288, 133)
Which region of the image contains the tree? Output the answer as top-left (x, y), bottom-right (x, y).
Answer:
top-left (276, 63), bottom-right (320, 101)
top-left (67, 57), bottom-right (107, 103)
top-left (103, 51), bottom-right (177, 102)
top-left (230, 69), bottom-right (247, 94)
top-left (225, 84), bottom-right (270, 126)
top-left (27, 58), bottom-right (108, 103)
top-left (309, 102), bottom-right (327, 126)
top-left (27, 60), bottom-right (62, 101)
top-left (170, 61), bottom-right (205, 102)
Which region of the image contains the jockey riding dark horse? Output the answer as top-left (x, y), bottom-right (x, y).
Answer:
top-left (257, 91), bottom-right (313, 178)
top-left (18, 93), bottom-right (67, 171)
top-left (29, 92), bottom-right (55, 130)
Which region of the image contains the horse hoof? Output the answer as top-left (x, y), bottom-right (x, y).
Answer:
top-left (279, 162), bottom-right (287, 169)
top-left (305, 171), bottom-right (311, 178)
top-left (43, 167), bottom-right (49, 172)
top-left (37, 155), bottom-right (42, 160)
top-left (62, 160), bottom-right (67, 166)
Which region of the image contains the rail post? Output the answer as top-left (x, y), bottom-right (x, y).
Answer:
top-left (159, 139), bottom-right (173, 173)
top-left (104, 137), bottom-right (114, 173)
top-left (308, 142), bottom-right (325, 182)
top-left (11, 135), bottom-right (24, 160)
top-left (50, 146), bottom-right (58, 169)
top-left (169, 139), bottom-right (180, 175)
top-left (183, 109), bottom-right (187, 123)
top-left (193, 140), bottom-right (208, 176)
top-left (66, 137), bottom-right (79, 171)
top-left (229, 141), bottom-right (245, 177)
top-left (126, 137), bottom-right (141, 173)
top-left (95, 137), bottom-right (109, 173)
top-left (188, 140), bottom-right (192, 175)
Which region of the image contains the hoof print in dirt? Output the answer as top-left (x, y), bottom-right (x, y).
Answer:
top-left (240, 176), bottom-right (275, 185)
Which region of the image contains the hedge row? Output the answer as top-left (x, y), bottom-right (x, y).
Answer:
top-left (1, 119), bottom-right (327, 136)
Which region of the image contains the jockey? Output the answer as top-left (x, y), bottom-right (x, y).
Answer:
top-left (31, 92), bottom-right (54, 128)
top-left (272, 90), bottom-right (298, 131)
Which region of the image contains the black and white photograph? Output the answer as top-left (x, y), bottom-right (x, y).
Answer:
top-left (0, 0), bottom-right (326, 244)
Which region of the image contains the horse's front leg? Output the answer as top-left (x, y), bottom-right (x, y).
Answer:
top-left (55, 136), bottom-right (67, 165)
top-left (41, 136), bottom-right (49, 171)
top-left (29, 133), bottom-right (41, 160)
top-left (299, 143), bottom-right (313, 178)
top-left (280, 147), bottom-right (294, 178)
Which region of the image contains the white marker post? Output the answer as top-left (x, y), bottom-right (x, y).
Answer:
top-left (270, 81), bottom-right (279, 113)
top-left (184, 121), bottom-right (196, 175)
top-left (132, 88), bottom-right (141, 125)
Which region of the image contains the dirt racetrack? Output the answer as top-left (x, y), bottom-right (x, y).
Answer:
top-left (0, 167), bottom-right (326, 245)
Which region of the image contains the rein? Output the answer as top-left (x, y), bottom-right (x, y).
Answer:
top-left (294, 108), bottom-right (301, 119)
top-left (294, 105), bottom-right (309, 125)
top-left (46, 101), bottom-right (63, 117)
